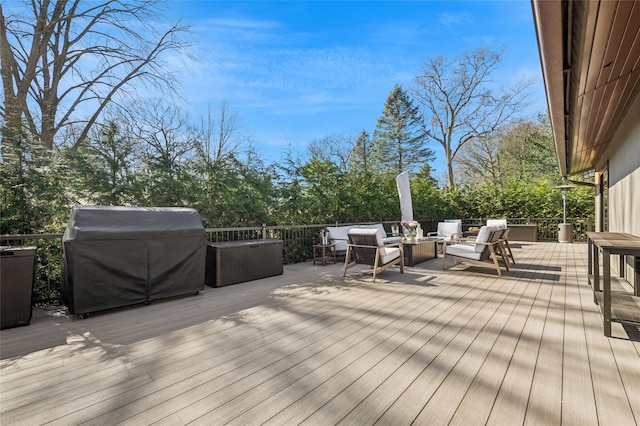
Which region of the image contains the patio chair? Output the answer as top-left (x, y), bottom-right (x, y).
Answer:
top-left (344, 228), bottom-right (404, 282)
top-left (427, 221), bottom-right (463, 253)
top-left (427, 221), bottom-right (463, 242)
top-left (486, 219), bottom-right (515, 264)
top-left (326, 224), bottom-right (402, 257)
top-left (443, 226), bottom-right (509, 276)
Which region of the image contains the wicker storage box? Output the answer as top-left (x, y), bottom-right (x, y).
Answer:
top-left (509, 224), bottom-right (538, 241)
top-left (206, 240), bottom-right (283, 287)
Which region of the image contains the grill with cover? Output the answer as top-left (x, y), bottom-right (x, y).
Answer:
top-left (63, 206), bottom-right (206, 316)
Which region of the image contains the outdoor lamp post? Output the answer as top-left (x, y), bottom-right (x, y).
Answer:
top-left (556, 185), bottom-right (574, 243)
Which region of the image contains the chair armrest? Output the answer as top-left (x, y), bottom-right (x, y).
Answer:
top-left (382, 236), bottom-right (402, 244)
top-left (349, 242), bottom-right (403, 249)
top-left (382, 242), bottom-right (403, 248)
top-left (445, 241), bottom-right (490, 250)
top-left (347, 243), bottom-right (380, 249)
top-left (470, 241), bottom-right (502, 249)
top-left (428, 232), bottom-right (464, 242)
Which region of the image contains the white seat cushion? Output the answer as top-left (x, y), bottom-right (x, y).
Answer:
top-left (486, 219), bottom-right (507, 230)
top-left (474, 225), bottom-right (498, 252)
top-left (364, 223), bottom-right (386, 236)
top-left (326, 226), bottom-right (352, 251)
top-left (429, 222), bottom-right (462, 241)
top-left (445, 243), bottom-right (483, 260)
top-left (379, 247), bottom-right (401, 264)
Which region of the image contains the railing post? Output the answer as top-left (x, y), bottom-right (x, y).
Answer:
top-left (262, 223), bottom-right (266, 239)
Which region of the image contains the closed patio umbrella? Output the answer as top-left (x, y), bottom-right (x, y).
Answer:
top-left (395, 172), bottom-right (413, 222)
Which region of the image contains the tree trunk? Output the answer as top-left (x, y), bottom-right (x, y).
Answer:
top-left (447, 157), bottom-right (456, 188)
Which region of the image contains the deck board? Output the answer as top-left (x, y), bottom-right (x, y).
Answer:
top-left (526, 243), bottom-right (564, 425)
top-left (1, 242), bottom-right (639, 425)
top-left (487, 245), bottom-right (555, 425)
top-left (561, 243), bottom-right (599, 425)
top-left (447, 247), bottom-right (542, 425)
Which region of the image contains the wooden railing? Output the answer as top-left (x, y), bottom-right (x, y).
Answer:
top-left (1, 217), bottom-right (592, 305)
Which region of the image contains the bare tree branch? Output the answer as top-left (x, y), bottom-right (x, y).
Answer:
top-left (413, 46), bottom-right (532, 187)
top-left (1, 0), bottom-right (191, 153)
top-left (196, 100), bottom-right (248, 172)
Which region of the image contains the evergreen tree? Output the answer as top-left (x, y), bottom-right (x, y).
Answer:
top-left (63, 122), bottom-right (141, 206)
top-left (349, 129), bottom-right (372, 174)
top-left (372, 85), bottom-right (434, 175)
top-left (0, 127), bottom-right (71, 234)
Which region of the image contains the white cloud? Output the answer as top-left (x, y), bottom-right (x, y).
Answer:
top-left (438, 12), bottom-right (473, 26)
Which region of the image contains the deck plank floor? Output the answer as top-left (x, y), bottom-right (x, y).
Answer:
top-left (1, 242), bottom-right (639, 425)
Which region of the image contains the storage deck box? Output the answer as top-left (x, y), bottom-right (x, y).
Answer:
top-left (0, 246), bottom-right (37, 329)
top-left (206, 240), bottom-right (283, 287)
top-left (509, 224), bottom-right (538, 241)
top-left (63, 206), bottom-right (206, 315)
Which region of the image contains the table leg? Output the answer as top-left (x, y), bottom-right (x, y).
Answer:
top-left (635, 256), bottom-right (640, 297)
top-left (603, 249), bottom-right (612, 337)
top-left (619, 254), bottom-right (625, 278)
top-left (313, 245), bottom-right (336, 266)
top-left (313, 246), bottom-right (324, 265)
top-left (587, 238), bottom-right (593, 280)
top-left (593, 245), bottom-right (600, 304)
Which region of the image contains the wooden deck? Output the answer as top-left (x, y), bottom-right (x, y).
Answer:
top-left (1, 242), bottom-right (639, 425)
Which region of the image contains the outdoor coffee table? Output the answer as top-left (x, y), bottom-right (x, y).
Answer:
top-left (313, 243), bottom-right (337, 266)
top-left (402, 238), bottom-right (437, 266)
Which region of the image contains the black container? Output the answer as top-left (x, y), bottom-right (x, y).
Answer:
top-left (1, 246), bottom-right (37, 329)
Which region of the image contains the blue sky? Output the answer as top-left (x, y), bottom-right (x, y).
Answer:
top-left (167, 1), bottom-right (546, 177)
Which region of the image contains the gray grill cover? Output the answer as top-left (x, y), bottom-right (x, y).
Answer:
top-left (63, 206), bottom-right (206, 314)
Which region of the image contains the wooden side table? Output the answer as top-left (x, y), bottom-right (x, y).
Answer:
top-left (313, 243), bottom-right (337, 265)
top-left (587, 232), bottom-right (640, 336)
